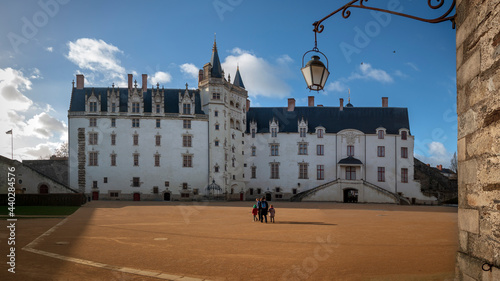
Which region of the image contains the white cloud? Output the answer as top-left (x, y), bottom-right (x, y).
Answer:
top-left (349, 63), bottom-right (393, 83)
top-left (406, 62), bottom-right (420, 72)
top-left (325, 80), bottom-right (347, 93)
top-left (222, 48), bottom-right (292, 99)
top-left (394, 70), bottom-right (408, 78)
top-left (0, 67), bottom-right (67, 160)
top-left (180, 63), bottom-right (199, 79)
top-left (415, 141), bottom-right (453, 168)
top-left (66, 38), bottom-right (126, 83)
top-left (46, 47), bottom-right (53, 52)
top-left (150, 71), bottom-right (172, 85)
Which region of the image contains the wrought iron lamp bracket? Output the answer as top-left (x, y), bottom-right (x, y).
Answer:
top-left (313, 0), bottom-right (456, 34)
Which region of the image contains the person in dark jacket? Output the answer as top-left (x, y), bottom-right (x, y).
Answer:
top-left (256, 198), bottom-right (262, 222)
top-left (259, 197), bottom-right (269, 223)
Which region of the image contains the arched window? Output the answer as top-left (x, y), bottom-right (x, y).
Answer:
top-left (235, 120), bottom-right (241, 130)
top-left (230, 119), bottom-right (235, 129)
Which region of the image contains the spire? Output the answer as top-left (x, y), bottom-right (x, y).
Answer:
top-left (210, 35), bottom-right (223, 78)
top-left (346, 88), bottom-right (354, 107)
top-left (233, 65), bottom-right (245, 89)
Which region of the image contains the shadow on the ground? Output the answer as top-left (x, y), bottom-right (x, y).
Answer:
top-left (276, 221), bottom-right (337, 226)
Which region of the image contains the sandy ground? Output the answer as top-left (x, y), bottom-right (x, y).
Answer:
top-left (0, 201), bottom-right (458, 281)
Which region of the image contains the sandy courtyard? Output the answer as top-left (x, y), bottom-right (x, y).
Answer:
top-left (1, 201), bottom-right (458, 281)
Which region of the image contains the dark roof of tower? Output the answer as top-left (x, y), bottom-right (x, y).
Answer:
top-left (246, 106), bottom-right (410, 135)
top-left (68, 87), bottom-right (204, 114)
top-left (210, 40), bottom-right (223, 78)
top-left (233, 67), bottom-right (245, 89)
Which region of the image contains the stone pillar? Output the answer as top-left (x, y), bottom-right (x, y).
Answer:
top-left (455, 1), bottom-right (500, 280)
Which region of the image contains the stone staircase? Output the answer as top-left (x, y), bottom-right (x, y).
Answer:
top-left (290, 179), bottom-right (338, 202)
top-left (361, 180), bottom-right (411, 205)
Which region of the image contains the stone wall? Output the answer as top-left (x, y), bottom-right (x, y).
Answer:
top-left (455, 0), bottom-right (500, 280)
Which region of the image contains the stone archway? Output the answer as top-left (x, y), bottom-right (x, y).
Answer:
top-left (343, 188), bottom-right (358, 203)
top-left (39, 184), bottom-right (49, 194)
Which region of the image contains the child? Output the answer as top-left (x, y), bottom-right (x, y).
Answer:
top-left (269, 205), bottom-right (276, 223)
top-left (251, 204), bottom-right (258, 222)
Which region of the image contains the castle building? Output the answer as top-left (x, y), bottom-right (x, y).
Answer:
top-left (68, 40), bottom-right (433, 204)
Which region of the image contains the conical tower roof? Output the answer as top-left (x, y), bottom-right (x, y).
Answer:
top-left (210, 38), bottom-right (223, 78)
top-left (233, 66), bottom-right (245, 89)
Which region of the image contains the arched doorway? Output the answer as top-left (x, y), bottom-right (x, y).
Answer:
top-left (265, 192), bottom-right (272, 201)
top-left (343, 188), bottom-right (358, 203)
top-left (39, 184), bottom-right (49, 194)
top-left (133, 193), bottom-right (141, 201)
top-left (164, 192), bottom-right (171, 201)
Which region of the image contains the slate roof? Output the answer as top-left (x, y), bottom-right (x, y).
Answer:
top-left (233, 67), bottom-right (245, 89)
top-left (210, 41), bottom-right (223, 78)
top-left (338, 156), bottom-right (363, 165)
top-left (246, 106), bottom-right (410, 135)
top-left (69, 87), bottom-right (204, 114)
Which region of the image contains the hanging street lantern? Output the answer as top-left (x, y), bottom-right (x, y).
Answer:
top-left (301, 23), bottom-right (329, 91)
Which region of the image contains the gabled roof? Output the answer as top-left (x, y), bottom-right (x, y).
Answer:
top-left (210, 40), bottom-right (223, 78)
top-left (69, 87), bottom-right (204, 114)
top-left (233, 67), bottom-right (245, 89)
top-left (338, 156), bottom-right (363, 165)
top-left (246, 106), bottom-right (410, 135)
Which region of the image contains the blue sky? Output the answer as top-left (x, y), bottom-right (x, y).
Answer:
top-left (0, 0), bottom-right (457, 167)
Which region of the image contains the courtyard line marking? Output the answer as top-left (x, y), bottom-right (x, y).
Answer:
top-left (22, 217), bottom-right (210, 281)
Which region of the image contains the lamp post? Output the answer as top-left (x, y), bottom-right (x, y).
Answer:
top-left (302, 0), bottom-right (456, 90)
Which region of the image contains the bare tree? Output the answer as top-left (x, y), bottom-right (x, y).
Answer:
top-left (450, 152), bottom-right (458, 173)
top-left (54, 142), bottom-right (69, 158)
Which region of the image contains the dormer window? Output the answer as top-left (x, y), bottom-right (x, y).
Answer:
top-left (183, 103), bottom-right (191, 115)
top-left (89, 102), bottom-right (97, 112)
top-left (132, 102), bottom-right (140, 113)
top-left (300, 128), bottom-right (307, 138)
top-left (401, 131), bottom-right (407, 140)
top-left (317, 129), bottom-right (324, 138)
top-left (155, 104), bottom-right (161, 113)
top-left (111, 102), bottom-right (116, 113)
top-left (298, 118), bottom-right (308, 138)
top-left (378, 130), bottom-right (384, 139)
top-left (271, 128), bottom-right (278, 138)
top-left (251, 129), bottom-right (256, 138)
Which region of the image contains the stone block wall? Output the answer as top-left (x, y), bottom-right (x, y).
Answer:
top-left (455, 0), bottom-right (500, 280)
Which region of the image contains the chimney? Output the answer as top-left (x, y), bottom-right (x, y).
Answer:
top-left (287, 98), bottom-right (295, 112)
top-left (339, 98), bottom-right (344, 111)
top-left (128, 74), bottom-right (133, 90)
top-left (246, 99), bottom-right (250, 111)
top-left (308, 96), bottom-right (314, 107)
top-left (76, 74), bottom-right (84, 89)
top-left (437, 165), bottom-right (442, 170)
top-left (427, 164), bottom-right (430, 167)
top-left (142, 74), bottom-right (147, 92)
top-left (198, 69), bottom-right (204, 83)
top-left (382, 97), bottom-right (388, 107)
top-left (317, 104), bottom-right (323, 107)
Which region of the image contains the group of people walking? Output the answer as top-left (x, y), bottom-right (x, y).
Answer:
top-left (252, 197), bottom-right (275, 223)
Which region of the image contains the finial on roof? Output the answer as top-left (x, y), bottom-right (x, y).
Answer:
top-left (112, 83), bottom-right (115, 88)
top-left (213, 33), bottom-right (217, 50)
top-left (348, 88), bottom-right (351, 103)
top-left (72, 80), bottom-right (75, 88)
top-left (228, 73), bottom-right (231, 83)
top-left (134, 80), bottom-right (137, 88)
top-left (156, 82), bottom-right (159, 88)
top-left (185, 83), bottom-right (189, 90)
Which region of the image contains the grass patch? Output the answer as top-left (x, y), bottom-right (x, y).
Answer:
top-left (0, 206), bottom-right (80, 216)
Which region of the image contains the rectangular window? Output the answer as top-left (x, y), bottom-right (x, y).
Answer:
top-left (104, 177), bottom-right (108, 183)
top-left (316, 145), bottom-right (324, 156)
top-left (183, 155), bottom-right (192, 167)
top-left (133, 135), bottom-right (139, 145)
top-left (93, 181), bottom-right (98, 188)
top-left (154, 154), bottom-right (160, 167)
top-left (378, 167), bottom-right (385, 182)
top-left (346, 166), bottom-right (356, 180)
top-left (401, 147), bottom-right (408, 158)
top-left (156, 104), bottom-right (161, 113)
top-left (257, 188), bottom-right (261, 194)
top-left (111, 102), bottom-right (116, 113)
top-left (111, 118), bottom-right (116, 127)
top-left (215, 124), bottom-right (220, 130)
top-left (183, 183), bottom-right (188, 189)
top-left (155, 135), bottom-right (161, 146)
top-left (299, 163), bottom-right (308, 179)
top-left (401, 168), bottom-right (408, 183)
top-left (89, 152), bottom-right (98, 166)
top-left (214, 140), bottom-right (219, 147)
top-left (299, 127), bottom-right (307, 138)
top-left (214, 110), bottom-right (219, 117)
top-left (165, 181), bottom-right (170, 187)
top-left (133, 154), bottom-right (139, 166)
top-left (317, 165), bottom-right (324, 180)
top-left (270, 144), bottom-right (279, 156)
top-left (89, 101), bottom-right (97, 112)
top-left (132, 119), bottom-right (140, 128)
top-left (111, 134), bottom-right (116, 146)
top-left (249, 188), bottom-right (254, 195)
top-left (181, 193), bottom-right (190, 198)
top-left (298, 143), bottom-right (308, 155)
top-left (156, 119), bottom-right (161, 128)
top-left (183, 135), bottom-right (192, 147)
top-left (271, 128), bottom-right (277, 138)
top-left (401, 131), bottom-right (407, 140)
top-left (251, 129), bottom-right (256, 138)
top-left (110, 192), bottom-right (119, 198)
top-left (214, 165), bottom-right (219, 173)
top-left (212, 93), bottom-right (221, 100)
top-left (110, 154), bottom-right (116, 166)
top-left (251, 146), bottom-right (256, 156)
top-left (133, 177), bottom-right (140, 187)
top-left (378, 130), bottom-right (384, 139)
top-left (193, 189), bottom-right (198, 195)
top-left (270, 163), bottom-right (279, 179)
top-left (317, 129), bottom-right (324, 138)
top-left (89, 132), bottom-right (98, 145)
top-left (251, 166), bottom-right (256, 178)
top-left (377, 146), bottom-right (385, 157)
top-left (183, 103), bottom-right (191, 115)
top-left (89, 118), bottom-right (96, 127)
top-left (347, 145), bottom-right (355, 157)
top-left (153, 187), bottom-right (159, 194)
top-left (183, 120), bottom-right (191, 129)
top-left (292, 188), bottom-right (297, 195)
top-left (132, 102), bottom-right (140, 113)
